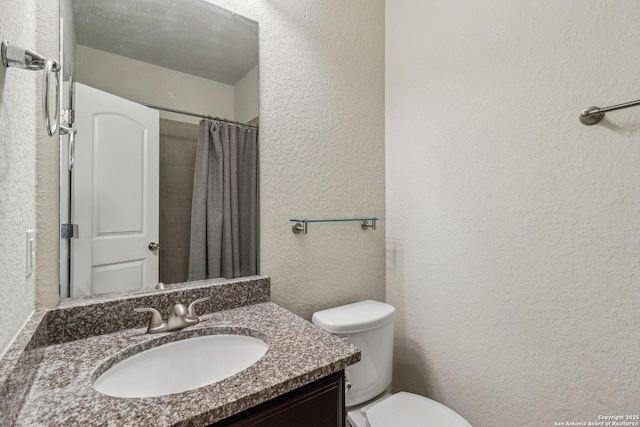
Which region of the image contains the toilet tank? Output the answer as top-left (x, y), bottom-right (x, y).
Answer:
top-left (312, 300), bottom-right (395, 407)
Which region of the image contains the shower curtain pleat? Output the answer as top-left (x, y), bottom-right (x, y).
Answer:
top-left (189, 120), bottom-right (257, 280)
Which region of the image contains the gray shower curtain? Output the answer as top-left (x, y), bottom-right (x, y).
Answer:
top-left (188, 120), bottom-right (258, 280)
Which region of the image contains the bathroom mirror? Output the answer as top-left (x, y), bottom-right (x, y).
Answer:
top-left (59, 0), bottom-right (259, 299)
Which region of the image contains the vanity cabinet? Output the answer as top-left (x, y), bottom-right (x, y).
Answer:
top-left (211, 371), bottom-right (345, 427)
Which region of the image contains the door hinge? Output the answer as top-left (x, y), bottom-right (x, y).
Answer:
top-left (60, 224), bottom-right (78, 239)
top-left (61, 108), bottom-right (74, 125)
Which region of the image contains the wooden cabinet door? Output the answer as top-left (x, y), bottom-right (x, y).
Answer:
top-left (213, 371), bottom-right (345, 427)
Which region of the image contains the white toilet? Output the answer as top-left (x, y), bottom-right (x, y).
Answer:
top-left (312, 300), bottom-right (473, 427)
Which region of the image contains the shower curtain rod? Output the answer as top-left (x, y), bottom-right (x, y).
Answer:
top-left (141, 103), bottom-right (258, 129)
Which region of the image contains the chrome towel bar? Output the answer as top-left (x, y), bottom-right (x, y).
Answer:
top-left (2, 40), bottom-right (61, 136)
top-left (580, 98), bottom-right (640, 125)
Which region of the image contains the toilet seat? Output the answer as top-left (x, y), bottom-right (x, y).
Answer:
top-left (363, 392), bottom-right (472, 427)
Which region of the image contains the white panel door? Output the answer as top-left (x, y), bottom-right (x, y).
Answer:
top-left (71, 83), bottom-right (159, 297)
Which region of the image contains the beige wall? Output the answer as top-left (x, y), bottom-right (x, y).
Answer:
top-left (34, 0), bottom-right (386, 322)
top-left (386, 1), bottom-right (640, 425)
top-left (35, 0), bottom-right (60, 309)
top-left (210, 0), bottom-right (386, 318)
top-left (158, 119), bottom-right (199, 285)
top-left (0, 0), bottom-right (38, 353)
top-left (75, 45), bottom-right (235, 124)
top-left (234, 65), bottom-right (259, 124)
top-left (75, 46), bottom-right (259, 125)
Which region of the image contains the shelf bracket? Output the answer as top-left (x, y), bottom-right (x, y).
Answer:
top-left (361, 219), bottom-right (377, 230)
top-left (292, 221), bottom-right (308, 234)
top-left (291, 217), bottom-right (383, 234)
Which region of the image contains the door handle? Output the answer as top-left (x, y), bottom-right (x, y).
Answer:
top-left (148, 242), bottom-right (160, 251)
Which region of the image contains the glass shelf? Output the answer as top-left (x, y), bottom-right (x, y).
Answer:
top-left (289, 217), bottom-right (384, 234)
top-left (290, 217), bottom-right (384, 223)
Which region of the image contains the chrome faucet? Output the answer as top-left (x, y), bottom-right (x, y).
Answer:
top-left (134, 297), bottom-right (210, 334)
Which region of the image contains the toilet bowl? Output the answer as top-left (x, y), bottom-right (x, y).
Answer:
top-left (312, 300), bottom-right (472, 427)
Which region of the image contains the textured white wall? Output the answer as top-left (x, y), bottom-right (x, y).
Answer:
top-left (386, 1), bottom-right (640, 425)
top-left (35, 0), bottom-right (61, 308)
top-left (35, 0), bottom-right (386, 320)
top-left (0, 0), bottom-right (38, 353)
top-left (208, 0), bottom-right (386, 319)
top-left (75, 45), bottom-right (235, 124)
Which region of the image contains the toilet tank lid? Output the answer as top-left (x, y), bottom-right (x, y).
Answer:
top-left (312, 300), bottom-right (395, 334)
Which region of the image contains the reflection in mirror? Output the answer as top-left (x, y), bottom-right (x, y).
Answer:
top-left (59, 0), bottom-right (259, 300)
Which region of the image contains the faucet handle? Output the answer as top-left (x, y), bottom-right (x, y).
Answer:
top-left (134, 307), bottom-right (167, 333)
top-left (187, 297), bottom-right (210, 319)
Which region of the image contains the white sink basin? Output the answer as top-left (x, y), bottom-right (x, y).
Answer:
top-left (93, 334), bottom-right (268, 398)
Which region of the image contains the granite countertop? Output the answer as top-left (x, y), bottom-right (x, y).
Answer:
top-left (0, 277), bottom-right (360, 426)
top-left (15, 302), bottom-right (359, 426)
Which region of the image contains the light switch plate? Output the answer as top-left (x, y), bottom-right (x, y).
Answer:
top-left (26, 229), bottom-right (35, 277)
